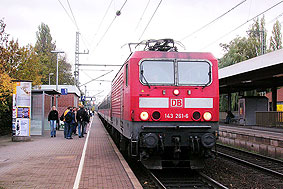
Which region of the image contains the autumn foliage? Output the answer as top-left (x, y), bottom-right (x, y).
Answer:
top-left (0, 19), bottom-right (74, 135)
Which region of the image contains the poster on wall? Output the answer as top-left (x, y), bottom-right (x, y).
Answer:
top-left (16, 82), bottom-right (31, 106)
top-left (12, 81), bottom-right (32, 137)
top-left (17, 107), bottom-right (30, 118)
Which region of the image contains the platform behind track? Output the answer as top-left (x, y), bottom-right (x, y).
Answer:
top-left (219, 124), bottom-right (283, 159)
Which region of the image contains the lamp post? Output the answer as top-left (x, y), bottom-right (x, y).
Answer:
top-left (48, 73), bottom-right (54, 85)
top-left (51, 50), bottom-right (64, 108)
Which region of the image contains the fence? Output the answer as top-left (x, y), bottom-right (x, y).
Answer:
top-left (256, 111), bottom-right (283, 127)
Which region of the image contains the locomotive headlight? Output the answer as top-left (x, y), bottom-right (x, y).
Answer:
top-left (203, 112), bottom-right (212, 121)
top-left (173, 89), bottom-right (180, 95)
top-left (140, 111), bottom-right (149, 121)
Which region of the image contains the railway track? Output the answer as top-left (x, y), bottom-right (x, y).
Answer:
top-left (148, 169), bottom-right (228, 189)
top-left (216, 143), bottom-right (283, 179)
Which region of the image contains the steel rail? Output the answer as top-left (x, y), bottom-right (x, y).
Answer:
top-left (217, 143), bottom-right (283, 164)
top-left (217, 151), bottom-right (283, 178)
top-left (148, 169), bottom-right (227, 189)
top-left (198, 172), bottom-right (229, 189)
top-left (148, 170), bottom-right (166, 189)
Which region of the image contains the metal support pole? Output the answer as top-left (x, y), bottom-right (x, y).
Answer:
top-left (48, 73), bottom-right (53, 85)
top-left (271, 87), bottom-right (277, 111)
top-left (56, 55), bottom-right (59, 91)
top-left (74, 32), bottom-right (89, 87)
top-left (42, 91), bottom-right (45, 136)
top-left (51, 51), bottom-right (64, 109)
top-left (228, 92), bottom-right (232, 112)
top-left (261, 31), bottom-right (265, 55)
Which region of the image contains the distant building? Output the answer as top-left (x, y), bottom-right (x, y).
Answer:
top-left (31, 85), bottom-right (81, 135)
top-left (265, 87), bottom-right (283, 111)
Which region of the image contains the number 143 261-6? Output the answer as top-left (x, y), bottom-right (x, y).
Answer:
top-left (164, 113), bottom-right (189, 119)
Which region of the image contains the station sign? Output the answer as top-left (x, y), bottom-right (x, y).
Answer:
top-left (81, 96), bottom-right (86, 101)
top-left (61, 88), bottom-right (68, 95)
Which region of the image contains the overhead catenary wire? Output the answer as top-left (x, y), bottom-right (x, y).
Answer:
top-left (88, 0), bottom-right (114, 54)
top-left (180, 0), bottom-right (247, 42)
top-left (92, 0), bottom-right (128, 53)
top-left (67, 0), bottom-right (80, 31)
top-left (57, 0), bottom-right (89, 49)
top-left (90, 0), bottom-right (114, 44)
top-left (138, 0), bottom-right (163, 41)
top-left (135, 0), bottom-right (151, 31)
top-left (268, 11), bottom-right (283, 24)
top-left (57, 0), bottom-right (77, 28)
top-left (201, 0), bottom-right (283, 50)
top-left (66, 0), bottom-right (90, 49)
top-left (80, 70), bottom-right (114, 87)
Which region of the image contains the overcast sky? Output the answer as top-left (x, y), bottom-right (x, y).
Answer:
top-left (1, 0), bottom-right (283, 102)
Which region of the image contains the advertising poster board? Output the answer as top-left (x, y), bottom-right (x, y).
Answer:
top-left (12, 81), bottom-right (32, 137)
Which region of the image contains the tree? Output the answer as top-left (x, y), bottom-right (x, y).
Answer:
top-left (219, 36), bottom-right (257, 68)
top-left (0, 19), bottom-right (44, 135)
top-left (0, 19), bottom-right (14, 135)
top-left (35, 23), bottom-right (74, 85)
top-left (219, 16), bottom-right (267, 69)
top-left (35, 23), bottom-right (56, 54)
top-left (269, 20), bottom-right (282, 51)
top-left (35, 23), bottom-right (57, 84)
top-left (59, 56), bottom-right (74, 85)
top-left (0, 19), bottom-right (13, 108)
top-left (218, 16), bottom-right (267, 111)
top-left (247, 16), bottom-right (267, 55)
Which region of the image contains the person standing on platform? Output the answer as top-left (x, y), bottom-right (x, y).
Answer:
top-left (63, 107), bottom-right (73, 139)
top-left (76, 105), bottom-right (86, 138)
top-left (48, 106), bottom-right (59, 137)
top-left (83, 108), bottom-right (90, 135)
top-left (71, 107), bottom-right (77, 137)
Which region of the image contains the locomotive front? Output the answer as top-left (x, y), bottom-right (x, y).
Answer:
top-left (99, 39), bottom-right (219, 169)
top-left (127, 51), bottom-right (219, 169)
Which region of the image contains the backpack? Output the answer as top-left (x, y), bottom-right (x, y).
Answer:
top-left (65, 111), bottom-right (72, 123)
top-left (77, 109), bottom-right (84, 122)
top-left (60, 113), bottom-right (65, 121)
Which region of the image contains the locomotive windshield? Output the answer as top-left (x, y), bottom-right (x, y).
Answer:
top-left (140, 60), bottom-right (174, 84)
top-left (178, 61), bottom-right (211, 85)
top-left (140, 59), bottom-right (211, 86)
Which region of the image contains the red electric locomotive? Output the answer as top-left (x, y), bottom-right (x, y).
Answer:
top-left (98, 39), bottom-right (219, 169)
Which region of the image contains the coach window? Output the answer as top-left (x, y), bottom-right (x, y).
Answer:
top-left (178, 61), bottom-right (211, 85)
top-left (140, 60), bottom-right (174, 85)
top-left (125, 64), bottom-right (128, 86)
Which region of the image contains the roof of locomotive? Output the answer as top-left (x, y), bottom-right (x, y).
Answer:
top-left (129, 51), bottom-right (217, 61)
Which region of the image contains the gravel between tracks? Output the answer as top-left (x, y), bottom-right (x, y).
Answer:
top-left (202, 157), bottom-right (283, 189)
top-left (130, 156), bottom-right (283, 189)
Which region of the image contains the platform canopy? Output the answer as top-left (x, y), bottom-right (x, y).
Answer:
top-left (219, 48), bottom-right (283, 94)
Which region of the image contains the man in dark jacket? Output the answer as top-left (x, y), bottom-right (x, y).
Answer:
top-left (48, 106), bottom-right (59, 137)
top-left (64, 107), bottom-right (73, 139)
top-left (76, 105), bottom-right (87, 138)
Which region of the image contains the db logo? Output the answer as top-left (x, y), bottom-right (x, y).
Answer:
top-left (171, 99), bottom-right (183, 107)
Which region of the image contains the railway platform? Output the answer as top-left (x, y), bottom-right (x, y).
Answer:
top-left (219, 124), bottom-right (283, 159)
top-left (0, 114), bottom-right (142, 189)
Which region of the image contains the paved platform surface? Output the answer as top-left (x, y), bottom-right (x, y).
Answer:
top-left (0, 114), bottom-right (142, 189)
